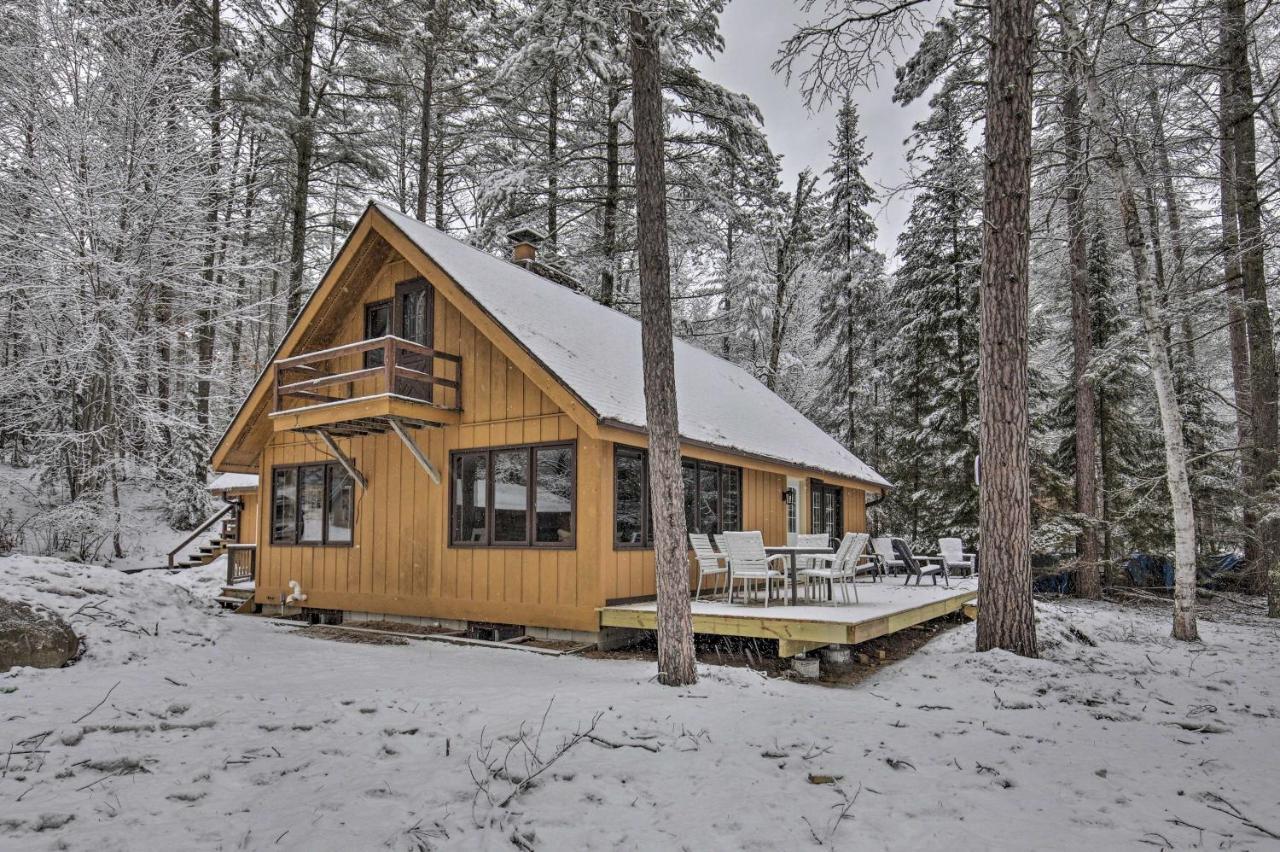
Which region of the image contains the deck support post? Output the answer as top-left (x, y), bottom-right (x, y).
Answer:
top-left (388, 418), bottom-right (441, 484)
top-left (314, 429), bottom-right (368, 490)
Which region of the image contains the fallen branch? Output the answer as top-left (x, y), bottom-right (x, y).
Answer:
top-left (586, 734), bottom-right (660, 753)
top-left (73, 681), bottom-right (120, 724)
top-left (1203, 792), bottom-right (1280, 840)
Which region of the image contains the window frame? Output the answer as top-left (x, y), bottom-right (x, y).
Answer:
top-left (363, 299), bottom-right (391, 369)
top-left (613, 446), bottom-right (651, 550)
top-left (809, 479), bottom-right (844, 541)
top-left (448, 440), bottom-right (577, 549)
top-left (612, 445), bottom-right (742, 549)
top-left (270, 461), bottom-right (356, 547)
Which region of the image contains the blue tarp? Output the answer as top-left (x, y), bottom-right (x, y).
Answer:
top-left (1124, 552), bottom-right (1174, 588)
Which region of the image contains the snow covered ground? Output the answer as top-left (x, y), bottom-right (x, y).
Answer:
top-left (0, 464), bottom-right (196, 572)
top-left (3, 555), bottom-right (1279, 851)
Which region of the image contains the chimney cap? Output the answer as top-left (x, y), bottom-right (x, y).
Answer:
top-left (505, 226), bottom-right (547, 245)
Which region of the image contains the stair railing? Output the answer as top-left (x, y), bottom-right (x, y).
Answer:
top-left (226, 544), bottom-right (256, 586)
top-left (167, 503), bottom-right (236, 569)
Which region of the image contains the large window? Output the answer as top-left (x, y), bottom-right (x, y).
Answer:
top-left (450, 443), bottom-right (575, 547)
top-left (614, 446), bottom-right (741, 548)
top-left (271, 463), bottom-right (354, 546)
top-left (810, 480), bottom-right (843, 541)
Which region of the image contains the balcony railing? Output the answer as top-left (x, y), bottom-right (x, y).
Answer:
top-left (272, 335), bottom-right (462, 414)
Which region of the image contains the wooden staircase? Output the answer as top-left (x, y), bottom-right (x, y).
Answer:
top-left (168, 505), bottom-right (238, 569)
top-left (215, 584), bottom-right (255, 612)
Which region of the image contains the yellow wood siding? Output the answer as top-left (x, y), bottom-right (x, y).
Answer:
top-left (255, 255), bottom-right (600, 632)
top-left (238, 492), bottom-right (258, 545)
top-left (251, 248), bottom-right (874, 630)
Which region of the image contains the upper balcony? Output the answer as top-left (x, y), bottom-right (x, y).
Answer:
top-left (269, 335), bottom-right (462, 436)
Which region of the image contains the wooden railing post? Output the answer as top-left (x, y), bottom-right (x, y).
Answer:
top-left (384, 337), bottom-right (395, 395)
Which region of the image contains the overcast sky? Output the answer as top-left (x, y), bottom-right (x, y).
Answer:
top-left (691, 0), bottom-right (932, 261)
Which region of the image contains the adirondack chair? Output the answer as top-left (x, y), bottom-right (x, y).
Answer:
top-left (798, 532), bottom-right (873, 604)
top-left (871, 537), bottom-right (906, 575)
top-left (689, 533), bottom-right (728, 600)
top-left (938, 537), bottom-right (977, 577)
top-left (722, 531), bottom-right (788, 607)
top-left (885, 537), bottom-right (949, 586)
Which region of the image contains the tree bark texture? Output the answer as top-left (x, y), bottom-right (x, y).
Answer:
top-left (415, 44), bottom-right (435, 222)
top-left (1066, 28), bottom-right (1199, 638)
top-left (600, 82), bottom-right (620, 306)
top-left (1063, 63), bottom-right (1101, 599)
top-left (629, 8), bottom-right (696, 687)
top-left (975, 0), bottom-right (1038, 657)
top-left (196, 0), bottom-right (222, 438)
top-left (1224, 0), bottom-right (1280, 614)
top-left (286, 0), bottom-right (319, 321)
top-left (1219, 57), bottom-right (1258, 574)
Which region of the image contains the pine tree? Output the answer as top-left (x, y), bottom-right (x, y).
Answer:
top-left (881, 77), bottom-right (981, 547)
top-left (814, 99), bottom-right (886, 465)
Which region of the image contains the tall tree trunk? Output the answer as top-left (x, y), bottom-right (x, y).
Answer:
top-left (286, 0), bottom-right (319, 321)
top-left (196, 0), bottom-right (222, 444)
top-left (600, 82), bottom-right (620, 306)
top-left (1219, 55), bottom-right (1256, 572)
top-left (975, 0), bottom-right (1038, 657)
top-left (1224, 0), bottom-right (1280, 614)
top-left (415, 43), bottom-right (435, 222)
top-left (434, 105), bottom-right (446, 229)
top-left (547, 69), bottom-right (560, 251)
top-left (1063, 58), bottom-right (1100, 599)
top-left (766, 252), bottom-right (786, 392)
top-left (1066, 19), bottom-right (1199, 638)
top-left (721, 153), bottom-right (736, 358)
top-left (1147, 88), bottom-right (1195, 364)
top-left (629, 7), bottom-right (695, 687)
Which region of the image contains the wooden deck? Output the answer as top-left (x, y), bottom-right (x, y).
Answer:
top-left (599, 578), bottom-right (978, 657)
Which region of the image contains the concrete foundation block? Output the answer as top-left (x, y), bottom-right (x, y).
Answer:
top-left (791, 655), bottom-right (820, 679)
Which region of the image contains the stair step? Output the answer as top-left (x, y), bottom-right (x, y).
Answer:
top-left (219, 588), bottom-right (254, 599)
top-left (214, 595), bottom-right (249, 608)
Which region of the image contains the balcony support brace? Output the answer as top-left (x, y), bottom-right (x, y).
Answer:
top-left (314, 429), bottom-right (368, 490)
top-left (388, 418), bottom-right (441, 485)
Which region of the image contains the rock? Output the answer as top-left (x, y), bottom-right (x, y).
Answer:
top-left (0, 598), bottom-right (80, 671)
top-left (807, 773), bottom-right (844, 785)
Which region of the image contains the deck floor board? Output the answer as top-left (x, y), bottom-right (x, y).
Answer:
top-left (599, 578), bottom-right (978, 655)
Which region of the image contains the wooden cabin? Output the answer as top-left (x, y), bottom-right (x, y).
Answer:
top-left (211, 202), bottom-right (890, 642)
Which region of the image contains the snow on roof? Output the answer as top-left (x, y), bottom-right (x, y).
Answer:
top-left (376, 204), bottom-right (890, 488)
top-left (208, 472), bottom-right (259, 492)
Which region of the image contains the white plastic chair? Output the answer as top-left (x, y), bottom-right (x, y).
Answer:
top-left (938, 538), bottom-right (977, 577)
top-left (795, 532), bottom-right (831, 573)
top-left (723, 531), bottom-right (787, 607)
top-left (689, 533), bottom-right (728, 600)
top-left (793, 534), bottom-right (875, 601)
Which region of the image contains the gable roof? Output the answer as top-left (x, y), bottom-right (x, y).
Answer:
top-left (373, 203), bottom-right (889, 489)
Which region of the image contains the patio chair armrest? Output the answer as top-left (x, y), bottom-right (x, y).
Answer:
top-left (765, 554), bottom-right (789, 567)
top-left (919, 555), bottom-right (946, 564)
top-left (808, 553), bottom-right (837, 564)
top-left (963, 553), bottom-right (977, 560)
